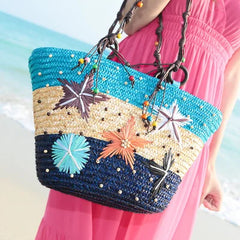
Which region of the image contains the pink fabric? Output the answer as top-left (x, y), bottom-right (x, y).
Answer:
top-left (35, 1), bottom-right (240, 239)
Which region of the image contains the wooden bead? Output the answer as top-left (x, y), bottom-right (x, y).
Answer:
top-left (143, 101), bottom-right (149, 106)
top-left (117, 33), bottom-right (122, 39)
top-left (79, 58), bottom-right (84, 64)
top-left (129, 76), bottom-right (134, 81)
top-left (137, 1), bottom-right (143, 8)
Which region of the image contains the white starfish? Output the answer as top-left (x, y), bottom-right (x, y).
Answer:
top-left (152, 100), bottom-right (192, 145)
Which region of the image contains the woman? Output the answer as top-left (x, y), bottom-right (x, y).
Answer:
top-left (35, 0), bottom-right (240, 239)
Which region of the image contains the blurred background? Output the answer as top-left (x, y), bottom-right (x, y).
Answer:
top-left (0, 0), bottom-right (239, 239)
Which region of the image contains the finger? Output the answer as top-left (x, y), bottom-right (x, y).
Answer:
top-left (204, 196), bottom-right (221, 211)
top-left (203, 198), bottom-right (212, 210)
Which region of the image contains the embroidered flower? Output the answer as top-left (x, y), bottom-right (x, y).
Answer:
top-left (146, 148), bottom-right (175, 197)
top-left (152, 100), bottom-right (192, 145)
top-left (53, 72), bottom-right (110, 121)
top-left (52, 133), bottom-right (90, 174)
top-left (97, 116), bottom-right (152, 170)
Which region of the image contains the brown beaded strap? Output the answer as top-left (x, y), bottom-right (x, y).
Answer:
top-left (140, 0), bottom-right (193, 134)
top-left (72, 1), bottom-right (145, 92)
top-left (132, 0), bottom-right (192, 86)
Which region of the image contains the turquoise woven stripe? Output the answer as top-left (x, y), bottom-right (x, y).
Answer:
top-left (29, 47), bottom-right (222, 143)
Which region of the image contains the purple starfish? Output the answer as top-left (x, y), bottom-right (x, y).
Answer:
top-left (53, 72), bottom-right (110, 121)
top-left (152, 100), bottom-right (192, 145)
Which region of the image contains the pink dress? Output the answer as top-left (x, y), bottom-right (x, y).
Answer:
top-left (35, 1), bottom-right (240, 239)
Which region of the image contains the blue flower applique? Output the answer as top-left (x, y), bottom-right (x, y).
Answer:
top-left (51, 133), bottom-right (90, 174)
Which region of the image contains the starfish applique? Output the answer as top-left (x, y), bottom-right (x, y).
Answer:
top-left (53, 72), bottom-right (110, 121)
top-left (146, 149), bottom-right (175, 197)
top-left (51, 134), bottom-right (90, 174)
top-left (97, 116), bottom-right (152, 170)
top-left (152, 100), bottom-right (192, 145)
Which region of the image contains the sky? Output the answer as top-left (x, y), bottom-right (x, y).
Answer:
top-left (0, 0), bottom-right (124, 44)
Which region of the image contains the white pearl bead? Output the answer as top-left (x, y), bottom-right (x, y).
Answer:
top-left (117, 167), bottom-right (121, 172)
top-left (49, 54), bottom-right (53, 58)
top-left (38, 72), bottom-right (42, 76)
top-left (45, 168), bottom-right (49, 173)
top-left (77, 71), bottom-right (81, 75)
top-left (154, 198), bottom-right (158, 202)
top-left (43, 149), bottom-right (48, 153)
top-left (96, 159), bottom-right (100, 164)
top-left (70, 174), bottom-right (74, 178)
top-left (149, 177), bottom-right (153, 182)
top-left (135, 196), bottom-right (139, 201)
top-left (118, 190), bottom-right (122, 194)
top-left (46, 83), bottom-right (49, 87)
top-left (71, 54), bottom-right (75, 58)
top-left (59, 71), bottom-right (63, 75)
top-left (99, 184), bottom-right (103, 188)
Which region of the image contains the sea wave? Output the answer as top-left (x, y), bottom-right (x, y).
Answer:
top-left (0, 95), bottom-right (34, 131)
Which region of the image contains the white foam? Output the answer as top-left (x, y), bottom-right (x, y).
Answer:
top-left (0, 95), bottom-right (34, 132)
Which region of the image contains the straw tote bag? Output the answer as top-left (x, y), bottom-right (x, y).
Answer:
top-left (28, 0), bottom-right (222, 213)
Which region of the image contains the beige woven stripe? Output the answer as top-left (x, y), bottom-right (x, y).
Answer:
top-left (33, 86), bottom-right (204, 179)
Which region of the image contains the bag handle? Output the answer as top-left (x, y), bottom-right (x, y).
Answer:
top-left (97, 1), bottom-right (144, 54)
top-left (71, 1), bottom-right (144, 90)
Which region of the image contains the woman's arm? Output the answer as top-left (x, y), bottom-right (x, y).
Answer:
top-left (200, 48), bottom-right (240, 211)
top-left (209, 48), bottom-right (240, 170)
top-left (121, 0), bottom-right (171, 35)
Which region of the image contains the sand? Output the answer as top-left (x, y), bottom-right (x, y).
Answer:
top-left (1, 114), bottom-right (239, 240)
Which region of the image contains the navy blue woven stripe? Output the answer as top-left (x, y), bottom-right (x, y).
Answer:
top-left (35, 134), bottom-right (182, 213)
top-left (29, 47), bottom-right (222, 143)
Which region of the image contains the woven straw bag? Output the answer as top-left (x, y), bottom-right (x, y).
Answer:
top-left (28, 0), bottom-right (222, 213)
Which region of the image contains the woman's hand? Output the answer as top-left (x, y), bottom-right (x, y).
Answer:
top-left (199, 165), bottom-right (223, 212)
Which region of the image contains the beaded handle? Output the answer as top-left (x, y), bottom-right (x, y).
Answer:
top-left (72, 1), bottom-right (144, 91)
top-left (98, 0), bottom-right (144, 55)
top-left (141, 0), bottom-right (193, 134)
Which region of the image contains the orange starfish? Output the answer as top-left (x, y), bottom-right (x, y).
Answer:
top-left (97, 116), bottom-right (152, 170)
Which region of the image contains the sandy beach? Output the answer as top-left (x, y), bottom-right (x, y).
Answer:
top-left (1, 114), bottom-right (240, 240)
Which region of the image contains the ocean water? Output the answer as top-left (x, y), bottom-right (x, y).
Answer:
top-left (0, 11), bottom-right (240, 226)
